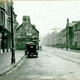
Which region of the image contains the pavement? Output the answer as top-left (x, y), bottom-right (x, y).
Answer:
top-left (0, 50), bottom-right (25, 75)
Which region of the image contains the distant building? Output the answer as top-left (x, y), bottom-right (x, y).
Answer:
top-left (42, 31), bottom-right (57, 47)
top-left (49, 32), bottom-right (54, 47)
top-left (61, 29), bottom-right (66, 48)
top-left (42, 18), bottom-right (80, 50)
top-left (16, 16), bottom-right (39, 50)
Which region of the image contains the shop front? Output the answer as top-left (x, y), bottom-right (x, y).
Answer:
top-left (0, 26), bottom-right (11, 54)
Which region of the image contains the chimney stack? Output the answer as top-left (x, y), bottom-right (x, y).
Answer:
top-left (23, 16), bottom-right (31, 25)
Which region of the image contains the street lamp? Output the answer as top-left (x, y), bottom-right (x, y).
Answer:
top-left (66, 18), bottom-right (69, 50)
top-left (0, 33), bottom-right (2, 54)
top-left (0, 39), bottom-right (1, 54)
top-left (11, 0), bottom-right (15, 63)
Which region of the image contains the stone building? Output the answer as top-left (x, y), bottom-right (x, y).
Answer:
top-left (53, 31), bottom-right (57, 47)
top-left (56, 19), bottom-right (80, 49)
top-left (16, 16), bottom-right (39, 50)
top-left (72, 21), bottom-right (80, 49)
top-left (0, 0), bottom-right (18, 53)
top-left (42, 19), bottom-right (79, 49)
top-left (66, 19), bottom-right (80, 49)
top-left (61, 29), bottom-right (66, 48)
top-left (42, 35), bottom-right (48, 46)
top-left (49, 32), bottom-right (54, 47)
top-left (49, 31), bottom-right (57, 47)
top-left (42, 31), bottom-right (57, 47)
top-left (42, 18), bottom-right (80, 50)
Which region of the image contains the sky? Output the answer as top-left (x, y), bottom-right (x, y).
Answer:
top-left (13, 0), bottom-right (80, 37)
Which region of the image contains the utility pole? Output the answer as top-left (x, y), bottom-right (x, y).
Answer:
top-left (66, 18), bottom-right (69, 50)
top-left (11, 0), bottom-right (15, 63)
top-left (53, 32), bottom-right (54, 48)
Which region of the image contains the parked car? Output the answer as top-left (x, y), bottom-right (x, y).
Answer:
top-left (25, 42), bottom-right (38, 58)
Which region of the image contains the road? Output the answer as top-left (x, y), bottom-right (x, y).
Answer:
top-left (0, 46), bottom-right (80, 80)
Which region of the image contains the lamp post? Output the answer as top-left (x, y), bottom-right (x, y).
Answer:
top-left (11, 0), bottom-right (15, 63)
top-left (66, 18), bottom-right (69, 50)
top-left (0, 39), bottom-right (1, 54)
top-left (0, 33), bottom-right (2, 54)
top-left (66, 27), bottom-right (68, 50)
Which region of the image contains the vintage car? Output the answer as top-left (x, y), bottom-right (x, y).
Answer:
top-left (25, 42), bottom-right (38, 58)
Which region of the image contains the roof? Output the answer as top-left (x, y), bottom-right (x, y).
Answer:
top-left (72, 21), bottom-right (80, 23)
top-left (13, 11), bottom-right (17, 16)
top-left (69, 21), bottom-right (80, 27)
top-left (68, 23), bottom-right (77, 27)
top-left (16, 23), bottom-right (23, 31)
top-left (31, 24), bottom-right (39, 33)
top-left (16, 23), bottom-right (39, 34)
top-left (26, 42), bottom-right (35, 45)
top-left (26, 42), bottom-right (34, 44)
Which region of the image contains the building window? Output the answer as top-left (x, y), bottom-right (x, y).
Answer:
top-left (73, 26), bottom-right (75, 32)
top-left (7, 19), bottom-right (11, 32)
top-left (7, 5), bottom-right (11, 17)
top-left (1, 12), bottom-right (3, 25)
top-left (0, 11), bottom-right (5, 26)
top-left (9, 20), bottom-right (11, 32)
top-left (23, 18), bottom-right (26, 21)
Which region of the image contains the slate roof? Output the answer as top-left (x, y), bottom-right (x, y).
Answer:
top-left (68, 23), bottom-right (77, 27)
top-left (16, 23), bottom-right (23, 31)
top-left (68, 21), bottom-right (80, 27)
top-left (72, 21), bottom-right (80, 23)
top-left (31, 24), bottom-right (39, 33)
top-left (16, 23), bottom-right (39, 34)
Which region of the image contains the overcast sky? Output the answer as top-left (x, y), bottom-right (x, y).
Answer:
top-left (13, 1), bottom-right (80, 37)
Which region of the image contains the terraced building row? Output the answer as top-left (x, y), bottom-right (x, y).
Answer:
top-left (42, 18), bottom-right (80, 50)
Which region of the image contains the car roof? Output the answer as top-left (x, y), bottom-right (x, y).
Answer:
top-left (26, 42), bottom-right (35, 45)
top-left (26, 42), bottom-right (34, 44)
